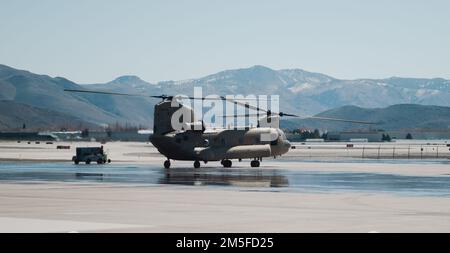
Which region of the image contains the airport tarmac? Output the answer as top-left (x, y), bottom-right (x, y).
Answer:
top-left (1, 161), bottom-right (450, 196)
top-left (1, 141), bottom-right (450, 232)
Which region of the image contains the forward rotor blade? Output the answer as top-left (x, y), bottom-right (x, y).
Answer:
top-left (306, 116), bottom-right (376, 124)
top-left (279, 112), bottom-right (300, 117)
top-left (218, 114), bottom-right (376, 124)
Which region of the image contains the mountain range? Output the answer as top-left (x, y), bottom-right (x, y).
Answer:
top-left (1, 64), bottom-right (450, 131)
top-left (280, 104), bottom-right (450, 131)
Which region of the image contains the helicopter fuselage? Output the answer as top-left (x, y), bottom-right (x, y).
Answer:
top-left (150, 127), bottom-right (291, 162)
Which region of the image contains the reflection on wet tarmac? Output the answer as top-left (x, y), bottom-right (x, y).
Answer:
top-left (160, 168), bottom-right (288, 187)
top-left (0, 162), bottom-right (288, 188)
top-left (0, 162), bottom-right (450, 197)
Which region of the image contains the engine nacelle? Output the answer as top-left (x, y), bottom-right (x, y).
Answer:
top-left (182, 121), bottom-right (205, 132)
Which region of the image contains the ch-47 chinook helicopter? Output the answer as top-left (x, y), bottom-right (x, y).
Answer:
top-left (65, 89), bottom-right (375, 169)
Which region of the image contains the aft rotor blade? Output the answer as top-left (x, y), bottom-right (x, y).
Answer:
top-left (220, 97), bottom-right (269, 113)
top-left (65, 90), bottom-right (259, 101)
top-left (64, 89), bottom-right (166, 99)
top-left (218, 113), bottom-right (261, 118)
top-left (183, 96), bottom-right (258, 101)
top-left (218, 112), bottom-right (299, 118)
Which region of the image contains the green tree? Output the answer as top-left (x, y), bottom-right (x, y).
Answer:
top-left (381, 133), bottom-right (392, 142)
top-left (81, 128), bottom-right (89, 138)
top-left (406, 133), bottom-right (413, 139)
top-left (106, 128), bottom-right (112, 138)
top-left (384, 134), bottom-right (391, 142)
top-left (313, 129), bottom-right (321, 138)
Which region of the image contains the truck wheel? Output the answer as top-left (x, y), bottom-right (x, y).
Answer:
top-left (107, 159), bottom-right (111, 163)
top-left (74, 160), bottom-right (79, 165)
top-left (194, 160), bottom-right (200, 168)
top-left (97, 159), bottom-right (103, 164)
top-left (86, 159), bottom-right (91, 165)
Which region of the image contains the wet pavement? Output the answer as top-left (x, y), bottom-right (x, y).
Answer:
top-left (1, 161), bottom-right (450, 197)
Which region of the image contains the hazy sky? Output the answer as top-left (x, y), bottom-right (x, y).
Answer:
top-left (1, 0), bottom-right (449, 83)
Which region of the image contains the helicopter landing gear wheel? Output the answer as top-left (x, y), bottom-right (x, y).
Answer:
top-left (164, 160), bottom-right (171, 169)
top-left (251, 160), bottom-right (260, 167)
top-left (194, 160), bottom-right (200, 169)
top-left (222, 159), bottom-right (232, 168)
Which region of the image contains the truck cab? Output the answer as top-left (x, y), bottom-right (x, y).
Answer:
top-left (72, 147), bottom-right (111, 165)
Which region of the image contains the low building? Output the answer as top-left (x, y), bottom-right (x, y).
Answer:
top-left (327, 130), bottom-right (450, 142)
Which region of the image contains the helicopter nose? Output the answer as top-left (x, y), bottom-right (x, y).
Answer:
top-left (283, 140), bottom-right (291, 153)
